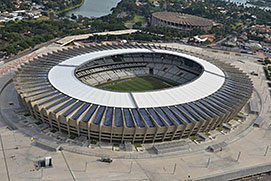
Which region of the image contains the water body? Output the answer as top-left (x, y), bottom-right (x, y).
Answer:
top-left (67, 0), bottom-right (121, 18)
top-left (229, 0), bottom-right (271, 10)
top-left (67, 0), bottom-right (270, 19)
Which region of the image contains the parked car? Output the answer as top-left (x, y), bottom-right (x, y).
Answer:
top-left (250, 71), bottom-right (258, 76)
top-left (100, 157), bottom-right (113, 163)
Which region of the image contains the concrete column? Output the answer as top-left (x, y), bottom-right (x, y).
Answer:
top-left (66, 119), bottom-right (71, 136)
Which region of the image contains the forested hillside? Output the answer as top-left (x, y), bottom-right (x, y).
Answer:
top-left (0, 0), bottom-right (15, 12)
top-left (0, 0), bottom-right (84, 12)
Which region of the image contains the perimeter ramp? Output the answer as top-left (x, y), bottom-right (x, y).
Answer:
top-left (33, 139), bottom-right (61, 152)
top-left (153, 141), bottom-right (189, 154)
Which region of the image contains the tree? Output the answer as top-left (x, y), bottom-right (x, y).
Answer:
top-left (71, 13), bottom-right (77, 20)
top-left (5, 45), bottom-right (15, 55)
top-left (49, 12), bottom-right (55, 21)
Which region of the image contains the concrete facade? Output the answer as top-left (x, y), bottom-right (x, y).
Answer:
top-left (13, 44), bottom-right (252, 144)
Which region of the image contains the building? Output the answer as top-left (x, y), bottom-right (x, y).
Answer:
top-left (207, 142), bottom-right (228, 152)
top-left (13, 44), bottom-right (253, 144)
top-left (151, 11), bottom-right (213, 31)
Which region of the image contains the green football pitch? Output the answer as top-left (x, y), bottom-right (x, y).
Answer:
top-left (97, 76), bottom-right (176, 92)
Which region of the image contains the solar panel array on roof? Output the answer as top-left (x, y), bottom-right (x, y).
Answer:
top-left (39, 95), bottom-right (65, 106)
top-left (29, 81), bottom-right (48, 85)
top-left (13, 44), bottom-right (253, 143)
top-left (46, 97), bottom-right (70, 110)
top-left (139, 109), bottom-right (155, 127)
top-left (72, 103), bottom-right (90, 120)
top-left (216, 94), bottom-right (234, 103)
top-left (29, 89), bottom-right (54, 97)
top-left (148, 108), bottom-right (164, 127)
top-left (54, 99), bottom-right (76, 113)
top-left (204, 99), bottom-right (226, 113)
top-left (179, 105), bottom-right (200, 121)
top-left (29, 85), bottom-right (52, 92)
top-left (155, 108), bottom-right (174, 126)
top-left (201, 100), bottom-right (222, 113)
top-left (33, 92), bottom-right (59, 102)
top-left (93, 106), bottom-right (105, 124)
top-left (30, 83), bottom-right (50, 89)
top-left (196, 101), bottom-right (217, 116)
top-left (124, 108), bottom-right (134, 127)
top-left (185, 104), bottom-right (205, 119)
top-left (115, 108), bottom-right (123, 127)
top-left (104, 107), bottom-right (113, 126)
top-left (82, 104), bottom-right (98, 122)
top-left (210, 96), bottom-right (231, 108)
top-left (189, 103), bottom-right (208, 119)
top-left (167, 106), bottom-right (186, 124)
top-left (132, 109), bottom-right (145, 127)
top-left (63, 101), bottom-right (83, 117)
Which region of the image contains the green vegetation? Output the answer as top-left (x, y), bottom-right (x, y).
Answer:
top-left (216, 128), bottom-right (223, 132)
top-left (33, 0), bottom-right (84, 12)
top-left (2, 0), bottom-right (271, 56)
top-left (233, 117), bottom-right (239, 121)
top-left (90, 140), bottom-right (97, 144)
top-left (69, 135), bottom-right (76, 140)
top-left (101, 0), bottom-right (271, 41)
top-left (148, 0), bottom-right (161, 3)
top-left (0, 0), bottom-right (15, 12)
top-left (263, 67), bottom-right (271, 80)
top-left (58, 0), bottom-right (85, 14)
top-left (113, 144), bottom-right (120, 147)
top-left (0, 0), bottom-right (84, 12)
top-left (227, 122), bottom-right (232, 127)
top-left (97, 76), bottom-right (174, 92)
top-left (190, 136), bottom-right (197, 141)
top-left (205, 132), bottom-right (211, 136)
top-left (0, 19), bottom-right (86, 55)
top-left (127, 15), bottom-right (146, 24)
top-left (249, 0), bottom-right (271, 7)
top-left (135, 144), bottom-right (142, 147)
top-left (264, 58), bottom-right (271, 65)
top-left (50, 129), bottom-right (57, 133)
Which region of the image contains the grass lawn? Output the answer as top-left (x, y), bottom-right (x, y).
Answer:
top-left (27, 16), bottom-right (50, 23)
top-left (148, 0), bottom-right (162, 3)
top-left (97, 76), bottom-right (175, 92)
top-left (127, 15), bottom-right (146, 24)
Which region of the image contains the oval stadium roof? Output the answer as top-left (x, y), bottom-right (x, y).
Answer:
top-left (48, 48), bottom-right (225, 108)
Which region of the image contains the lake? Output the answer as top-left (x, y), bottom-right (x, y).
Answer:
top-left (67, 0), bottom-right (121, 18)
top-left (67, 0), bottom-right (270, 19)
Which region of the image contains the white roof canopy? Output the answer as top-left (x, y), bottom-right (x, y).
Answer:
top-left (48, 49), bottom-right (225, 108)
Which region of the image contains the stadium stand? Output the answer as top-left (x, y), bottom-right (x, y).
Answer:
top-left (13, 44), bottom-right (253, 143)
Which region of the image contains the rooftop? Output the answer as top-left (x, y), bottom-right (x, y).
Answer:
top-left (152, 11), bottom-right (213, 27)
top-left (48, 48), bottom-right (225, 108)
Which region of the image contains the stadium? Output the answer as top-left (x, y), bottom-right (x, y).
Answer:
top-left (151, 11), bottom-right (213, 31)
top-left (13, 44), bottom-right (253, 144)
